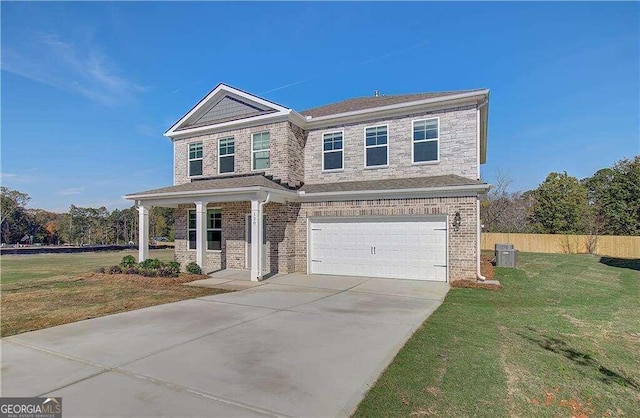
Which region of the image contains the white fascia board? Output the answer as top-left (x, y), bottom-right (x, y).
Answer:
top-left (305, 90), bottom-right (490, 129)
top-left (166, 112), bottom-right (291, 140)
top-left (297, 183), bottom-right (490, 202)
top-left (480, 98), bottom-right (489, 164)
top-left (125, 186), bottom-right (297, 202)
top-left (165, 83), bottom-right (292, 138)
top-left (288, 110), bottom-right (307, 128)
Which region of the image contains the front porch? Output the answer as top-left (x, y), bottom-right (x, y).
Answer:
top-left (126, 175), bottom-right (298, 281)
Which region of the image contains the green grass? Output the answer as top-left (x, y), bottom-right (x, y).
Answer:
top-left (0, 249), bottom-right (223, 337)
top-left (354, 252), bottom-right (640, 417)
top-left (1, 249), bottom-right (175, 286)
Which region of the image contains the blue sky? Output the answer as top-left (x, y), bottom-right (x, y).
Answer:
top-left (1, 2), bottom-right (638, 212)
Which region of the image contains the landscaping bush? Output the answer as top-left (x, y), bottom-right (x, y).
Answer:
top-left (121, 255), bottom-right (137, 268)
top-left (95, 266), bottom-right (106, 273)
top-left (108, 258), bottom-right (181, 278)
top-left (186, 262), bottom-right (202, 275)
top-left (157, 266), bottom-right (179, 278)
top-left (139, 269), bottom-right (157, 277)
top-left (109, 265), bottom-right (123, 274)
top-left (166, 261), bottom-right (180, 276)
top-left (139, 258), bottom-right (162, 270)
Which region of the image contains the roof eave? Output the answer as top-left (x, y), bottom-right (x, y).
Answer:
top-left (125, 185), bottom-right (297, 201)
top-left (298, 183), bottom-right (491, 200)
top-left (304, 90), bottom-right (490, 128)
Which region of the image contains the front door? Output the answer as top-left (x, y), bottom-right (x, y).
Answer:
top-left (245, 214), bottom-right (267, 271)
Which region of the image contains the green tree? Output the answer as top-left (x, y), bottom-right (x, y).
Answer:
top-left (584, 156), bottom-right (640, 235)
top-left (531, 172), bottom-right (589, 234)
top-left (1, 187), bottom-right (35, 244)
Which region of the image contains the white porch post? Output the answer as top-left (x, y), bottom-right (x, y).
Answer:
top-left (250, 199), bottom-right (261, 281)
top-left (195, 201), bottom-right (207, 270)
top-left (137, 205), bottom-right (149, 262)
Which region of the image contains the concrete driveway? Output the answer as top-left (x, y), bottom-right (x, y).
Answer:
top-left (1, 273), bottom-right (448, 417)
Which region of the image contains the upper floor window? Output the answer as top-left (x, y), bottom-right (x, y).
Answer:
top-left (188, 142), bottom-right (203, 176)
top-left (188, 208), bottom-right (222, 251)
top-left (364, 125), bottom-right (388, 168)
top-left (252, 131), bottom-right (270, 170)
top-left (322, 131), bottom-right (343, 171)
top-left (413, 118), bottom-right (439, 163)
top-left (218, 137), bottom-right (235, 174)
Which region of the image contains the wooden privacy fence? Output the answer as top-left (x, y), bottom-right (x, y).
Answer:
top-left (481, 233), bottom-right (640, 259)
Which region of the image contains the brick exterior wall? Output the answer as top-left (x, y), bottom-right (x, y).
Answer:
top-left (292, 197), bottom-right (478, 281)
top-left (304, 105), bottom-right (478, 184)
top-left (174, 197), bottom-right (477, 281)
top-left (169, 100), bottom-right (481, 280)
top-left (173, 121), bottom-right (305, 187)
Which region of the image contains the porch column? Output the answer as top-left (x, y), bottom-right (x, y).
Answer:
top-left (137, 205), bottom-right (149, 262)
top-left (250, 198), bottom-right (261, 281)
top-left (195, 201), bottom-right (207, 270)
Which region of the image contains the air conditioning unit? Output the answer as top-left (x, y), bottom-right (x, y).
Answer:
top-left (495, 243), bottom-right (517, 267)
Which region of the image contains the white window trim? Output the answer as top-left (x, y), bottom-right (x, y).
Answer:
top-left (411, 117), bottom-right (440, 165)
top-left (363, 124), bottom-right (390, 169)
top-left (187, 208), bottom-right (222, 253)
top-left (321, 129), bottom-right (345, 172)
top-left (217, 137), bottom-right (235, 175)
top-left (187, 141), bottom-right (204, 178)
top-left (251, 131), bottom-right (270, 171)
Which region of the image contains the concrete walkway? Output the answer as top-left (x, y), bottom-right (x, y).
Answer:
top-left (1, 274), bottom-right (449, 417)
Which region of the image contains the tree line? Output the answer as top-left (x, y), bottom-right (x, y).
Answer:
top-left (2, 155), bottom-right (638, 244)
top-left (0, 188), bottom-right (175, 246)
top-left (481, 156), bottom-right (640, 236)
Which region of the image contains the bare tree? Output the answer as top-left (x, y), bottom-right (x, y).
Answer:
top-left (481, 170), bottom-right (534, 233)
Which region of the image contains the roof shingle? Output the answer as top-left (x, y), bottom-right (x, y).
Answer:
top-left (127, 174), bottom-right (291, 197)
top-left (300, 89), bottom-right (485, 118)
top-left (300, 175), bottom-right (487, 194)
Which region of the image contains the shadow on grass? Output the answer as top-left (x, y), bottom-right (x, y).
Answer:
top-left (517, 326), bottom-right (639, 391)
top-left (599, 257), bottom-right (640, 272)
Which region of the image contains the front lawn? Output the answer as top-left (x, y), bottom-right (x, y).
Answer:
top-left (354, 252), bottom-right (640, 417)
top-left (1, 250), bottom-right (224, 337)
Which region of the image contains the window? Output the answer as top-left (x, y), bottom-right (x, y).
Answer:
top-left (218, 137), bottom-right (235, 174)
top-left (322, 131), bottom-right (343, 171)
top-left (413, 118), bottom-right (439, 163)
top-left (364, 125), bottom-right (388, 167)
top-left (188, 209), bottom-right (222, 251)
top-left (188, 142), bottom-right (203, 176)
top-left (252, 131), bottom-right (270, 170)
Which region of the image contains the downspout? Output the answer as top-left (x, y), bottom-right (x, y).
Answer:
top-left (476, 98), bottom-right (489, 281)
top-left (257, 192), bottom-right (271, 278)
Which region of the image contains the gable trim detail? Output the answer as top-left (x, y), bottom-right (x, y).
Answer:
top-left (165, 83), bottom-right (293, 137)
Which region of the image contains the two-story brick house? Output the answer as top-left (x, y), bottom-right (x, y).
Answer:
top-left (126, 83), bottom-right (490, 283)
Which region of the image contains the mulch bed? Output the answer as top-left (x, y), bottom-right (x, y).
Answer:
top-left (82, 272), bottom-right (210, 286)
top-left (450, 254), bottom-right (501, 290)
top-left (450, 279), bottom-right (502, 290)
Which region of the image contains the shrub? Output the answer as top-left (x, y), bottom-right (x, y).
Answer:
top-left (139, 258), bottom-right (162, 270)
top-left (186, 262), bottom-right (202, 275)
top-left (121, 255), bottom-right (136, 268)
top-left (109, 265), bottom-right (123, 274)
top-left (124, 267), bottom-right (138, 275)
top-left (167, 261), bottom-right (181, 275)
top-left (95, 266), bottom-right (106, 274)
top-left (157, 266), bottom-right (179, 278)
top-left (140, 269), bottom-right (157, 277)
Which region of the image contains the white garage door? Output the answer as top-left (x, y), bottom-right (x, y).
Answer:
top-left (309, 217), bottom-right (447, 282)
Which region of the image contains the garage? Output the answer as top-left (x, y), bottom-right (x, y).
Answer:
top-left (309, 217), bottom-right (448, 282)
